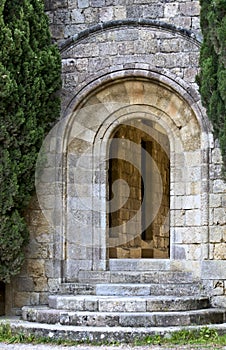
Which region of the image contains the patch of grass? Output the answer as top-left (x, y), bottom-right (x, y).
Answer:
top-left (0, 323), bottom-right (226, 347)
top-left (135, 327), bottom-right (226, 347)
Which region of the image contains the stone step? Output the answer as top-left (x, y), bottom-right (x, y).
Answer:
top-left (108, 259), bottom-right (191, 271)
top-left (54, 283), bottom-right (96, 295)
top-left (3, 317), bottom-right (226, 343)
top-left (78, 270), bottom-right (196, 284)
top-left (22, 306), bottom-right (225, 327)
top-left (109, 259), bottom-right (172, 271)
top-left (55, 281), bottom-right (205, 296)
top-left (95, 283), bottom-right (205, 296)
top-left (48, 295), bottom-right (210, 312)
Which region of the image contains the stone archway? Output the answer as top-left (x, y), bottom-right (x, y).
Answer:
top-left (58, 76), bottom-right (208, 281)
top-left (108, 120), bottom-right (170, 259)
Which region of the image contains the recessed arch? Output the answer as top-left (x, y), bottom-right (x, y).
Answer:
top-left (45, 74), bottom-right (211, 280)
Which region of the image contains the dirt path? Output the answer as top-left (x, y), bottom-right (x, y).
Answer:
top-left (0, 343), bottom-right (225, 349)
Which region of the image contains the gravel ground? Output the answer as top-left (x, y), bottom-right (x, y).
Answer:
top-left (0, 343), bottom-right (225, 350)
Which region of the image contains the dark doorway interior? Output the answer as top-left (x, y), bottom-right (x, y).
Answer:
top-left (108, 120), bottom-right (170, 259)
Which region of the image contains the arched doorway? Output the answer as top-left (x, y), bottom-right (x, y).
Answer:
top-left (37, 74), bottom-right (207, 281)
top-left (108, 119), bottom-right (170, 259)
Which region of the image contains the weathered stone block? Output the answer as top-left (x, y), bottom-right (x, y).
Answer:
top-left (78, 0), bottom-right (89, 9)
top-left (126, 5), bottom-right (143, 18)
top-left (175, 227), bottom-right (208, 244)
top-left (27, 260), bottom-right (46, 278)
top-left (129, 248), bottom-right (142, 258)
top-left (180, 2), bottom-right (200, 16)
top-left (213, 180), bottom-right (226, 193)
top-left (71, 9), bottom-right (85, 23)
top-left (99, 7), bottom-right (114, 22)
top-left (120, 314), bottom-right (155, 327)
top-left (212, 148), bottom-right (223, 164)
top-left (115, 29), bottom-right (139, 42)
top-left (213, 243), bottom-right (226, 260)
top-left (164, 3), bottom-right (179, 17)
top-left (14, 292), bottom-right (38, 309)
top-left (183, 195), bottom-right (201, 209)
top-left (211, 295), bottom-right (226, 308)
top-left (209, 226), bottom-right (223, 243)
top-left (96, 284), bottom-right (151, 296)
top-left (114, 6), bottom-right (126, 20)
top-left (202, 261), bottom-right (226, 279)
top-left (184, 67), bottom-right (198, 83)
top-left (185, 209), bottom-right (201, 226)
top-left (209, 194), bottom-right (222, 208)
top-left (143, 4), bottom-right (164, 19)
top-left (99, 298), bottom-right (146, 312)
top-left (16, 278), bottom-right (35, 292)
top-left (213, 208), bottom-right (226, 226)
top-left (33, 278), bottom-right (48, 292)
top-left (90, 0), bottom-right (105, 7)
top-left (45, 0), bottom-right (68, 10)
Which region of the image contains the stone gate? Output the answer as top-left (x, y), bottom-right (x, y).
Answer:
top-left (4, 0), bottom-right (226, 321)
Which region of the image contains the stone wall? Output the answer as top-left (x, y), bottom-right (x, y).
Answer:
top-left (5, 0), bottom-right (226, 314)
top-left (44, 0), bottom-right (201, 45)
top-left (6, 196), bottom-right (54, 314)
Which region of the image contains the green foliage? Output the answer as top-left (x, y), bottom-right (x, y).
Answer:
top-left (169, 327), bottom-right (219, 344)
top-left (0, 323), bottom-right (226, 347)
top-left (0, 0), bottom-right (61, 282)
top-left (135, 327), bottom-right (226, 347)
top-left (198, 0), bottom-right (226, 170)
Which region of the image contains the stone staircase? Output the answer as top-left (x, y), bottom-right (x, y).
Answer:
top-left (19, 261), bottom-right (226, 341)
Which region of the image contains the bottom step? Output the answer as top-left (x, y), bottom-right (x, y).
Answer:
top-left (22, 306), bottom-right (225, 327)
top-left (1, 317), bottom-right (226, 343)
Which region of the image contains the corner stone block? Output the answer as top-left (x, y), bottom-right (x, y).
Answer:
top-left (202, 261), bottom-right (226, 280)
top-left (213, 179), bottom-right (226, 193)
top-left (212, 148), bottom-right (223, 164)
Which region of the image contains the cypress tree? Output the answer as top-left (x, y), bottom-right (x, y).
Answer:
top-left (0, 0), bottom-right (61, 282)
top-left (199, 0), bottom-right (226, 171)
